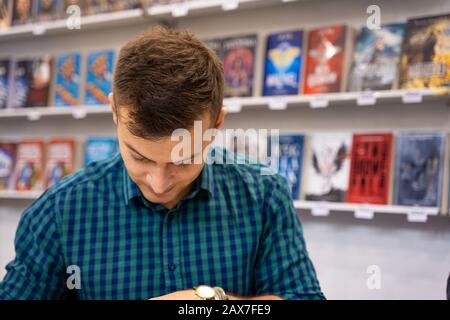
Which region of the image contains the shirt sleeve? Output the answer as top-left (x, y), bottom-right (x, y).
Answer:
top-left (252, 173), bottom-right (325, 300)
top-left (0, 192), bottom-right (68, 300)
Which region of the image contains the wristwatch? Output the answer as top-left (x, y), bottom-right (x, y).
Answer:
top-left (194, 285), bottom-right (229, 300)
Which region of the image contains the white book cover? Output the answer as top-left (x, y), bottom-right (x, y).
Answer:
top-left (304, 132), bottom-right (352, 202)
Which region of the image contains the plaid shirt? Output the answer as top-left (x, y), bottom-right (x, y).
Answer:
top-left (0, 148), bottom-right (324, 300)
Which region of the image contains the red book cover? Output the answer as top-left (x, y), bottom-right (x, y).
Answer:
top-left (303, 24), bottom-right (350, 94)
top-left (45, 138), bottom-right (75, 188)
top-left (347, 133), bottom-right (393, 204)
top-left (14, 139), bottom-right (45, 191)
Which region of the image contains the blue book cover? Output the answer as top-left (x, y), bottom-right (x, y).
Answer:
top-left (11, 59), bottom-right (32, 109)
top-left (272, 134), bottom-right (305, 200)
top-left (84, 137), bottom-right (118, 166)
top-left (348, 23), bottom-right (405, 91)
top-left (54, 52), bottom-right (81, 106)
top-left (393, 132), bottom-right (446, 207)
top-left (84, 49), bottom-right (114, 105)
top-left (263, 30), bottom-right (303, 96)
top-left (0, 59), bottom-right (10, 109)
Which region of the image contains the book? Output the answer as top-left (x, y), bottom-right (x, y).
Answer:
top-left (45, 138), bottom-right (75, 187)
top-left (347, 133), bottom-right (393, 205)
top-left (14, 139), bottom-right (45, 191)
top-left (348, 23), bottom-right (405, 91)
top-left (204, 38), bottom-right (223, 62)
top-left (84, 49), bottom-right (114, 105)
top-left (304, 133), bottom-right (352, 202)
top-left (393, 132), bottom-right (445, 207)
top-left (272, 134), bottom-right (304, 200)
top-left (263, 30), bottom-right (303, 96)
top-left (12, 0), bottom-right (33, 25)
top-left (0, 0), bottom-right (12, 29)
top-left (0, 142), bottom-right (16, 191)
top-left (223, 34), bottom-right (257, 97)
top-left (34, 0), bottom-right (62, 21)
top-left (54, 52), bottom-right (81, 106)
top-left (399, 14), bottom-right (450, 89)
top-left (84, 137), bottom-right (118, 166)
top-left (303, 24), bottom-right (354, 94)
top-left (108, 0), bottom-right (141, 12)
top-left (0, 59), bottom-right (10, 109)
top-left (10, 59), bottom-right (32, 109)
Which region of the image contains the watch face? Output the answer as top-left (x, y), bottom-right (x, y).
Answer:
top-left (196, 285), bottom-right (216, 299)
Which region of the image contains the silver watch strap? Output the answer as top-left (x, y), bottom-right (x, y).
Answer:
top-left (213, 287), bottom-right (228, 300)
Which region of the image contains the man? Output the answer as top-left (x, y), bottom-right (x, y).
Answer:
top-left (0, 27), bottom-right (324, 300)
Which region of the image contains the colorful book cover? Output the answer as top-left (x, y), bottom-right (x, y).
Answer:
top-left (34, 0), bottom-right (62, 21)
top-left (12, 0), bottom-right (33, 25)
top-left (84, 137), bottom-right (118, 166)
top-left (0, 142), bottom-right (16, 191)
top-left (399, 14), bottom-right (450, 89)
top-left (347, 133), bottom-right (393, 205)
top-left (14, 139), bottom-right (45, 191)
top-left (85, 49), bottom-right (114, 105)
top-left (303, 24), bottom-right (352, 94)
top-left (0, 0), bottom-right (12, 30)
top-left (45, 138), bottom-right (75, 188)
top-left (54, 52), bottom-right (81, 106)
top-left (348, 23), bottom-right (405, 91)
top-left (305, 133), bottom-right (351, 202)
top-left (272, 134), bottom-right (304, 200)
top-left (204, 38), bottom-right (223, 62)
top-left (0, 59), bottom-right (10, 109)
top-left (263, 30), bottom-right (303, 96)
top-left (223, 34), bottom-right (257, 97)
top-left (393, 132), bottom-right (445, 207)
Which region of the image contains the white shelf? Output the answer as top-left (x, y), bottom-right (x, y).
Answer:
top-left (0, 9), bottom-right (145, 41)
top-left (294, 200), bottom-right (442, 222)
top-left (0, 89), bottom-right (447, 120)
top-left (0, 190), bottom-right (42, 200)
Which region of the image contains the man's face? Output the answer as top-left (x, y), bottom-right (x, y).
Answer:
top-left (111, 95), bottom-right (225, 209)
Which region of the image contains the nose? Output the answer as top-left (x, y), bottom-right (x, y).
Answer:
top-left (145, 167), bottom-right (172, 195)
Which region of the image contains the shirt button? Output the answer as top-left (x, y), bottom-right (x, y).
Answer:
top-left (168, 264), bottom-right (176, 271)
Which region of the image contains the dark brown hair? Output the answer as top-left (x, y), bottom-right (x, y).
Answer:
top-left (113, 26), bottom-right (224, 139)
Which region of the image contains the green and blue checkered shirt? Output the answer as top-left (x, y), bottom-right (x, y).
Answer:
top-left (0, 148), bottom-right (324, 300)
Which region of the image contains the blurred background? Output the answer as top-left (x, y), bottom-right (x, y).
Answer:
top-left (0, 0), bottom-right (450, 299)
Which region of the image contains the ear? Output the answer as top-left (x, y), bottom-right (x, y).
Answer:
top-left (109, 92), bottom-right (118, 126)
top-left (213, 107), bottom-right (227, 130)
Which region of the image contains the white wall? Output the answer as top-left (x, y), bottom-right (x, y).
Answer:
top-left (1, 0), bottom-right (450, 299)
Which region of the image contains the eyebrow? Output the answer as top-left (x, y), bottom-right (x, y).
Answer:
top-left (124, 141), bottom-right (201, 164)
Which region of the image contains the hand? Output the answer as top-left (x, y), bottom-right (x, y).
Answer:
top-left (149, 289), bottom-right (201, 300)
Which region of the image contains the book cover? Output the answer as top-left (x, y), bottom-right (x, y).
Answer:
top-left (272, 134), bottom-right (304, 200)
top-left (399, 14), bottom-right (450, 89)
top-left (45, 138), bottom-right (75, 187)
top-left (348, 23), bottom-right (405, 91)
top-left (0, 0), bottom-right (12, 29)
top-left (0, 59), bottom-right (10, 109)
top-left (305, 133), bottom-right (352, 202)
top-left (223, 34), bottom-right (257, 97)
top-left (263, 30), bottom-right (303, 96)
top-left (0, 142), bottom-right (16, 190)
top-left (347, 133), bottom-right (393, 205)
top-left (11, 59), bottom-right (32, 108)
top-left (27, 55), bottom-right (53, 107)
top-left (12, 0), bottom-right (33, 25)
top-left (108, 0), bottom-right (141, 12)
top-left (54, 52), bottom-right (81, 106)
top-left (393, 132), bottom-right (445, 207)
top-left (34, 0), bottom-right (62, 21)
top-left (84, 137), bottom-right (118, 166)
top-left (204, 38), bottom-right (223, 62)
top-left (14, 139), bottom-right (45, 191)
top-left (303, 24), bottom-right (353, 94)
top-left (84, 49), bottom-right (114, 105)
